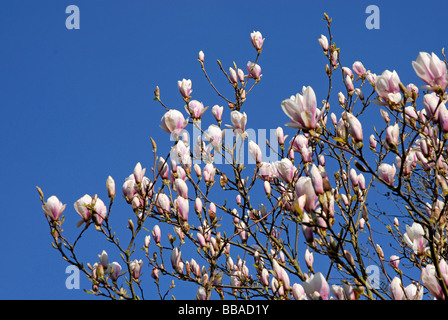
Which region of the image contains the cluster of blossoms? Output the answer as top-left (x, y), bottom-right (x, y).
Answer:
top-left (39, 14), bottom-right (448, 300)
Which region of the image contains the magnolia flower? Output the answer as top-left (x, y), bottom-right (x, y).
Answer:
top-left (211, 105), bottom-right (224, 124)
top-left (152, 225), bottom-right (161, 244)
top-left (250, 31), bottom-right (264, 51)
top-left (292, 283), bottom-right (307, 300)
top-left (92, 198), bottom-right (107, 226)
top-left (310, 164), bottom-right (324, 195)
top-left (422, 264), bottom-right (445, 300)
top-left (405, 283), bottom-right (423, 300)
top-left (303, 272), bottom-right (330, 300)
top-left (438, 103), bottom-right (448, 133)
top-left (185, 100), bottom-right (208, 121)
top-left (352, 61), bottom-right (367, 77)
top-left (249, 140), bottom-right (262, 164)
top-left (156, 193), bottom-right (171, 215)
top-left (178, 78), bottom-right (192, 98)
top-left (318, 34), bottom-right (329, 51)
top-left (378, 163), bottom-right (396, 185)
top-left (109, 261), bottom-right (126, 281)
top-left (345, 112), bottom-right (363, 142)
top-left (276, 158), bottom-right (296, 184)
top-left (43, 196), bottom-right (66, 221)
top-left (386, 123), bottom-right (400, 148)
top-left (247, 61), bottom-right (262, 79)
top-left (423, 92), bottom-right (445, 121)
top-left (281, 86), bottom-right (322, 131)
top-left (102, 177), bottom-right (115, 203)
top-left (403, 222), bottom-right (427, 256)
top-left (176, 196), bottom-right (189, 222)
top-left (412, 52), bottom-right (448, 91)
top-left (205, 124), bottom-right (224, 150)
top-left (198, 50), bottom-right (204, 62)
top-left (160, 109), bottom-right (189, 140)
top-left (295, 176), bottom-right (317, 213)
top-left (130, 259), bottom-right (143, 279)
top-left (390, 277), bottom-right (404, 300)
top-left (228, 110), bottom-right (248, 138)
top-left (375, 70), bottom-right (402, 105)
top-left (74, 194), bottom-right (92, 222)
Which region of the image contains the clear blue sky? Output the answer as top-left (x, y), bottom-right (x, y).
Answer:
top-left (1, 0), bottom-right (447, 299)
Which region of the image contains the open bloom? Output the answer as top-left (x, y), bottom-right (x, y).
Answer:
top-left (205, 124), bottom-right (224, 150)
top-left (160, 109), bottom-right (189, 140)
top-left (247, 61), bottom-right (262, 79)
top-left (375, 70), bottom-right (402, 105)
top-left (403, 222), bottom-right (427, 256)
top-left (185, 100), bottom-right (207, 121)
top-left (303, 272), bottom-right (330, 300)
top-left (281, 86), bottom-right (322, 131)
top-left (228, 110), bottom-right (248, 138)
top-left (412, 52), bottom-right (448, 91)
top-left (43, 196), bottom-right (66, 221)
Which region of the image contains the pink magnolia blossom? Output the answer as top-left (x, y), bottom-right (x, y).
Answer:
top-left (403, 222), bottom-right (427, 256)
top-left (423, 92), bottom-right (443, 121)
top-left (249, 140), bottom-right (262, 164)
top-left (303, 272), bottom-right (330, 300)
top-left (178, 78), bottom-right (192, 98)
top-left (310, 164), bottom-right (324, 195)
top-left (281, 86), bottom-right (322, 131)
top-left (345, 112), bottom-right (363, 142)
top-left (386, 123), bottom-right (400, 148)
top-left (74, 194), bottom-right (92, 222)
top-left (205, 124), bottom-right (224, 150)
top-left (375, 70), bottom-right (402, 105)
top-left (43, 196), bottom-right (66, 221)
top-left (92, 198), bottom-right (107, 226)
top-left (378, 163), bottom-right (396, 185)
top-left (106, 176), bottom-right (115, 199)
top-left (390, 277), bottom-right (404, 300)
top-left (422, 264), bottom-right (445, 300)
top-left (211, 105), bottom-right (223, 123)
top-left (276, 158), bottom-right (296, 184)
top-left (295, 177), bottom-right (318, 213)
top-left (185, 100), bottom-right (208, 121)
top-left (318, 34), bottom-right (329, 51)
top-left (412, 52), bottom-right (448, 91)
top-left (175, 196), bottom-right (189, 222)
top-left (160, 109), bottom-right (189, 140)
top-left (247, 61), bottom-right (262, 79)
top-left (152, 225), bottom-right (161, 244)
top-left (228, 110), bottom-right (248, 138)
top-left (250, 31), bottom-right (264, 51)
top-left (352, 61), bottom-right (367, 77)
top-left (130, 259), bottom-right (143, 279)
top-left (156, 193), bottom-right (171, 215)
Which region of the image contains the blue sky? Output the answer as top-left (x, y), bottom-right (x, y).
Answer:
top-left (1, 0), bottom-right (447, 299)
